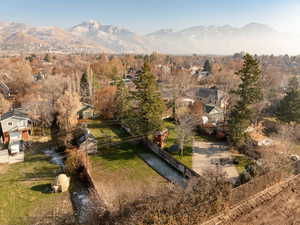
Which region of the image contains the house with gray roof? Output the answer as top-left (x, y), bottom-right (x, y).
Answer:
top-left (202, 104), bottom-right (224, 124)
top-left (196, 87), bottom-right (229, 109)
top-left (77, 103), bottom-right (95, 120)
top-left (0, 109), bottom-right (31, 144)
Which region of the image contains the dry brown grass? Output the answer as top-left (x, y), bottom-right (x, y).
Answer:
top-left (30, 193), bottom-right (74, 225)
top-left (108, 170), bottom-right (231, 225)
top-left (0, 164), bottom-right (8, 175)
top-left (92, 166), bottom-right (167, 211)
top-left (232, 178), bottom-right (300, 225)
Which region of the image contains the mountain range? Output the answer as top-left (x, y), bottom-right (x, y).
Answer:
top-left (0, 20), bottom-right (299, 55)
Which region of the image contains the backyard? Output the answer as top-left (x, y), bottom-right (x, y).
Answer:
top-left (163, 120), bottom-right (193, 167)
top-left (87, 120), bottom-right (167, 210)
top-left (163, 119), bottom-right (251, 175)
top-left (86, 119), bottom-right (251, 208)
top-left (0, 140), bottom-right (72, 225)
top-left (163, 119), bottom-right (222, 167)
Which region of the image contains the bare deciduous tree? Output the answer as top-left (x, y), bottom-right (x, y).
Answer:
top-left (55, 91), bottom-right (81, 131)
top-left (95, 85), bottom-right (117, 119)
top-left (175, 113), bottom-right (198, 156)
top-left (166, 68), bottom-right (196, 118)
top-left (0, 93), bottom-right (11, 114)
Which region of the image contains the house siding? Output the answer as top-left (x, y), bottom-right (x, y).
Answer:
top-left (0, 115), bottom-right (30, 144)
top-left (1, 117), bottom-right (29, 133)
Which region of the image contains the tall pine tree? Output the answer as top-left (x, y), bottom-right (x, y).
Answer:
top-left (203, 59), bottom-right (212, 74)
top-left (80, 66), bottom-right (94, 104)
top-left (80, 71), bottom-right (90, 102)
top-left (277, 77), bottom-right (300, 123)
top-left (132, 62), bottom-right (166, 134)
top-left (228, 54), bottom-right (263, 147)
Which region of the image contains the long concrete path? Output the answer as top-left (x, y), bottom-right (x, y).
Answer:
top-left (139, 151), bottom-right (188, 187)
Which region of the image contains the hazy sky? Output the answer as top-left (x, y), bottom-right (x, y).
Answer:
top-left (0, 0), bottom-right (299, 34)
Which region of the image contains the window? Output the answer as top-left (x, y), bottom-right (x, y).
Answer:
top-left (7, 122), bottom-right (12, 126)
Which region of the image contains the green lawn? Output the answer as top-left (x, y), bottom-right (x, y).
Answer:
top-left (88, 120), bottom-right (166, 208)
top-left (90, 142), bottom-right (162, 181)
top-left (0, 149), bottom-right (68, 225)
top-left (163, 120), bottom-right (193, 167)
top-left (88, 120), bottom-right (164, 182)
top-left (88, 120), bottom-right (129, 143)
top-left (232, 154), bottom-right (252, 174)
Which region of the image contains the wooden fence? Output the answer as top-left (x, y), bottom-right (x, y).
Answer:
top-left (144, 139), bottom-right (199, 179)
top-left (120, 124), bottom-right (199, 179)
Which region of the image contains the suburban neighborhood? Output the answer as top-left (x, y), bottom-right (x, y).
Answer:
top-left (0, 51), bottom-right (299, 225)
top-left (1, 1), bottom-right (300, 225)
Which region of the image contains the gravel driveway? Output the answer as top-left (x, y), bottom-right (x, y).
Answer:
top-left (192, 141), bottom-right (239, 182)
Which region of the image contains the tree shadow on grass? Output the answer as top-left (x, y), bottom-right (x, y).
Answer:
top-left (87, 122), bottom-right (108, 129)
top-left (109, 125), bottom-right (130, 138)
top-left (31, 183), bottom-right (52, 194)
top-left (25, 155), bottom-right (49, 163)
top-left (95, 142), bottom-right (143, 162)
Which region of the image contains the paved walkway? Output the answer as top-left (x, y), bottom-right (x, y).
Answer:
top-left (0, 150), bottom-right (9, 163)
top-left (0, 150), bottom-right (24, 164)
top-left (192, 141), bottom-right (239, 182)
top-left (139, 152), bottom-right (187, 187)
top-left (9, 152), bottom-right (24, 164)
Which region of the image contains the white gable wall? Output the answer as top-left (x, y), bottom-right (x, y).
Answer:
top-left (1, 116), bottom-right (29, 133)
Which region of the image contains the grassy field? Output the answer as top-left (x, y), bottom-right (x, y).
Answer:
top-left (87, 120), bottom-right (166, 209)
top-left (88, 120), bottom-right (165, 179)
top-left (87, 120), bottom-right (129, 142)
top-left (0, 142), bottom-right (70, 225)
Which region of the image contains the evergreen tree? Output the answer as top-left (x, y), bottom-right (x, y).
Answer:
top-left (277, 77), bottom-right (300, 123)
top-left (80, 71), bottom-right (90, 102)
top-left (44, 53), bottom-right (50, 62)
top-left (203, 59), bottom-right (212, 74)
top-left (132, 63), bottom-right (166, 134)
top-left (228, 54), bottom-right (263, 147)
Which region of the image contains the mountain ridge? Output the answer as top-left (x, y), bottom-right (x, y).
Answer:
top-left (0, 20), bottom-right (298, 55)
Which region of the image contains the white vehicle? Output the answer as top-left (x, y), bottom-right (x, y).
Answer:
top-left (9, 141), bottom-right (20, 155)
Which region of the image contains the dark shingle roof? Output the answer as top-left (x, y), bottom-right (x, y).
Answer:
top-left (204, 104), bottom-right (222, 114)
top-left (198, 88), bottom-right (218, 99)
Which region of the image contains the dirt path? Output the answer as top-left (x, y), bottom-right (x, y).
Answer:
top-left (192, 141), bottom-right (239, 182)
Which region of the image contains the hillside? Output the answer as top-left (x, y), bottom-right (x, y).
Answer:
top-left (0, 20), bottom-right (300, 55)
